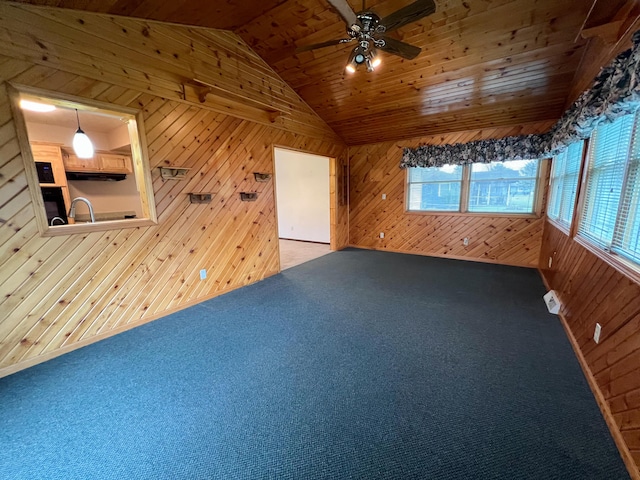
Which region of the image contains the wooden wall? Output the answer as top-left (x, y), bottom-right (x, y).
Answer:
top-left (0, 5), bottom-right (347, 377)
top-left (540, 14), bottom-right (640, 477)
top-left (540, 223), bottom-right (640, 477)
top-left (348, 122), bottom-right (554, 267)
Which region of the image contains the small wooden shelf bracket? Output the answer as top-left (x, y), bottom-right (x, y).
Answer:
top-left (160, 166), bottom-right (190, 180)
top-left (195, 86), bottom-right (213, 104)
top-left (267, 111), bottom-right (281, 123)
top-left (189, 193), bottom-right (212, 204)
top-left (253, 172), bottom-right (272, 182)
top-left (240, 192), bottom-right (258, 202)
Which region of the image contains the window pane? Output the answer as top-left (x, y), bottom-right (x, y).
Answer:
top-left (409, 165), bottom-right (463, 182)
top-left (408, 182), bottom-right (461, 211)
top-left (613, 125), bottom-right (640, 263)
top-left (468, 159), bottom-right (538, 213)
top-left (548, 150), bottom-right (566, 220)
top-left (579, 114), bottom-right (634, 247)
top-left (470, 159), bottom-right (538, 180)
top-left (548, 141), bottom-right (583, 228)
top-left (408, 165), bottom-right (462, 211)
top-left (468, 179), bottom-right (536, 213)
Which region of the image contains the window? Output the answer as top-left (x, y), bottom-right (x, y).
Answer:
top-left (407, 159), bottom-right (541, 214)
top-left (547, 141), bottom-right (584, 228)
top-left (469, 160), bottom-right (539, 213)
top-left (407, 164), bottom-right (463, 211)
top-left (579, 112), bottom-right (640, 265)
top-left (10, 84), bottom-right (157, 236)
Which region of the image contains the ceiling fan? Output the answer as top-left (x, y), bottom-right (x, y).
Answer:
top-left (297, 0), bottom-right (436, 73)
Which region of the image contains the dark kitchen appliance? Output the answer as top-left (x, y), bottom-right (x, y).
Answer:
top-left (40, 186), bottom-right (68, 225)
top-left (35, 161), bottom-right (55, 184)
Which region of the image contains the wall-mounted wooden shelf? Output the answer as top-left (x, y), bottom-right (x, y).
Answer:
top-left (253, 172), bottom-right (272, 182)
top-left (189, 192), bottom-right (212, 204)
top-left (240, 192), bottom-right (258, 202)
top-left (183, 80), bottom-right (289, 125)
top-left (160, 166), bottom-right (190, 180)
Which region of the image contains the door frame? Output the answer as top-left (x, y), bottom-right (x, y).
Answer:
top-left (271, 146), bottom-right (338, 270)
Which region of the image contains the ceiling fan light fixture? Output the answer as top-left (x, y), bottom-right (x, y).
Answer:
top-left (369, 49), bottom-right (382, 70)
top-left (324, 0), bottom-right (434, 74)
top-left (345, 45), bottom-right (363, 73)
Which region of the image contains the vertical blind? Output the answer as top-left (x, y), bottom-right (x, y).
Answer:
top-left (548, 141), bottom-right (583, 228)
top-left (579, 111), bottom-right (640, 265)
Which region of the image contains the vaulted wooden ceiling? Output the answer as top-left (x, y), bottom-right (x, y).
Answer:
top-left (9, 0), bottom-right (614, 144)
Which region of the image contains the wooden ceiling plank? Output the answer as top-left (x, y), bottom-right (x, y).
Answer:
top-left (11, 0), bottom-right (599, 143)
top-left (12, 6), bottom-right (296, 113)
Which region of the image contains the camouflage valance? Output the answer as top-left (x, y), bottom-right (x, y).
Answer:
top-left (401, 30), bottom-right (640, 168)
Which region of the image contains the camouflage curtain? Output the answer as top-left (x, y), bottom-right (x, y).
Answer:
top-left (401, 31), bottom-right (640, 168)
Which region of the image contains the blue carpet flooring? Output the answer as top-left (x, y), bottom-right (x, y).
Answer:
top-left (0, 248), bottom-right (630, 479)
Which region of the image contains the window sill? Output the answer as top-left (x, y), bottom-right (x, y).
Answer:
top-left (405, 209), bottom-right (540, 219)
top-left (546, 217), bottom-right (571, 236)
top-left (574, 235), bottom-right (640, 286)
top-left (42, 218), bottom-right (157, 236)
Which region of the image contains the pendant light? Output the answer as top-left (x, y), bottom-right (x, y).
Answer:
top-left (73, 109), bottom-right (94, 159)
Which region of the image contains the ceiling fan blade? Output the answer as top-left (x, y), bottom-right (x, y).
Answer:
top-left (380, 0), bottom-right (436, 32)
top-left (378, 36), bottom-right (422, 60)
top-left (296, 38), bottom-right (353, 53)
top-left (327, 0), bottom-right (359, 27)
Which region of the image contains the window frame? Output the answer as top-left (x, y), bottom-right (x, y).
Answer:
top-left (546, 140), bottom-right (586, 234)
top-left (405, 159), bottom-right (547, 218)
top-left (572, 112), bottom-right (640, 280)
top-left (9, 83), bottom-right (158, 237)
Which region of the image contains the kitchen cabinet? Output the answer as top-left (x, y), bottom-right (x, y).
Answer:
top-left (63, 151), bottom-right (133, 174)
top-left (30, 142), bottom-right (73, 224)
top-left (31, 143), bottom-right (67, 187)
top-left (99, 153), bottom-right (133, 173)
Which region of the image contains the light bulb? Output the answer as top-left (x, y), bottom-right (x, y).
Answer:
top-left (20, 100), bottom-right (56, 112)
top-left (371, 57), bottom-right (381, 68)
top-left (73, 129), bottom-right (94, 158)
top-left (346, 64), bottom-right (356, 73)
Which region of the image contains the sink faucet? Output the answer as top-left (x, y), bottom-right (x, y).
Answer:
top-left (68, 197), bottom-right (96, 223)
top-left (50, 216), bottom-right (66, 226)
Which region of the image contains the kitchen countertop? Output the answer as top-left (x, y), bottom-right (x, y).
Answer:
top-left (74, 211), bottom-right (137, 222)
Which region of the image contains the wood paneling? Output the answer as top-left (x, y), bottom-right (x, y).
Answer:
top-left (14, 0), bottom-right (595, 145)
top-left (568, 12), bottom-right (640, 105)
top-left (540, 14), bottom-right (640, 475)
top-left (0, 8), bottom-right (348, 376)
top-left (348, 121), bottom-right (553, 267)
top-left (14, 0), bottom-right (289, 30)
top-left (0, 2), bottom-right (341, 143)
top-left (540, 222), bottom-right (640, 478)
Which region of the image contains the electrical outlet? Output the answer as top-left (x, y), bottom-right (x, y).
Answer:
top-left (381, 193), bottom-right (387, 200)
top-left (463, 237), bottom-right (469, 246)
top-left (379, 232), bottom-right (384, 239)
top-left (548, 256), bottom-right (553, 268)
top-left (200, 269), bottom-right (207, 280)
top-left (594, 323), bottom-right (602, 343)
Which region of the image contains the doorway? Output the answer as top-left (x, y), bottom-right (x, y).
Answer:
top-left (274, 147), bottom-right (333, 270)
